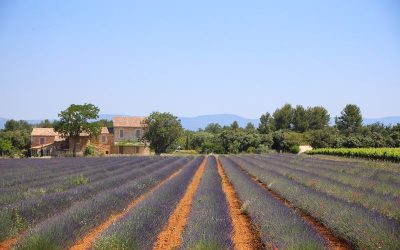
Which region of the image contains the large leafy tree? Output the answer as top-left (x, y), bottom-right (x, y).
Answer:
top-left (54, 103), bottom-right (101, 157)
top-left (292, 105), bottom-right (309, 132)
top-left (258, 112), bottom-right (274, 134)
top-left (335, 104), bottom-right (363, 135)
top-left (307, 106), bottom-right (330, 130)
top-left (272, 104), bottom-right (293, 130)
top-left (204, 123), bottom-right (223, 134)
top-left (143, 112), bottom-right (183, 155)
top-left (1, 120), bottom-right (32, 156)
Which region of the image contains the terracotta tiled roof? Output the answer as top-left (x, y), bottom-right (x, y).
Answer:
top-left (112, 116), bottom-right (146, 127)
top-left (32, 127), bottom-right (108, 138)
top-left (31, 128), bottom-right (58, 136)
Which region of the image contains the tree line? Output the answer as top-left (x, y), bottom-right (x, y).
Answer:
top-left (172, 104), bottom-right (400, 154)
top-left (1, 103), bottom-right (399, 157)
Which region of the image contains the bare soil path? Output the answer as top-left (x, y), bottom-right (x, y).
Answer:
top-left (152, 157), bottom-right (207, 250)
top-left (217, 158), bottom-right (266, 250)
top-left (0, 235), bottom-right (19, 250)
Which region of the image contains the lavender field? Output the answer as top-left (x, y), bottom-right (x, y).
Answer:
top-left (0, 154), bottom-right (399, 250)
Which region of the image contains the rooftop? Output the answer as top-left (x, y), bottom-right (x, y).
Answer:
top-left (112, 116), bottom-right (146, 128)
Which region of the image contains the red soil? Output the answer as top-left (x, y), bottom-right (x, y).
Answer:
top-left (0, 235), bottom-right (19, 250)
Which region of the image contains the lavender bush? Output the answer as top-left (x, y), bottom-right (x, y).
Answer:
top-left (181, 155), bottom-right (233, 249)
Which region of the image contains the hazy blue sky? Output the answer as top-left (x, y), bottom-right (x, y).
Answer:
top-left (1, 0), bottom-right (399, 120)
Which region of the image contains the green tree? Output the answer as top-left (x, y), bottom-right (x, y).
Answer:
top-left (307, 106), bottom-right (330, 130)
top-left (391, 124), bottom-right (400, 147)
top-left (97, 119), bottom-right (113, 128)
top-left (292, 105), bottom-right (308, 132)
top-left (36, 119), bottom-right (55, 128)
top-left (272, 104), bottom-right (293, 130)
top-left (244, 122), bottom-right (256, 133)
top-left (230, 121), bottom-right (240, 131)
top-left (2, 120), bottom-right (32, 157)
top-left (4, 120), bottom-right (32, 132)
top-left (143, 112), bottom-right (183, 155)
top-left (0, 137), bottom-right (13, 156)
top-left (54, 103), bottom-right (101, 157)
top-left (310, 127), bottom-right (339, 148)
top-left (258, 112), bottom-right (274, 134)
top-left (204, 123), bottom-right (223, 134)
top-left (335, 104), bottom-right (363, 134)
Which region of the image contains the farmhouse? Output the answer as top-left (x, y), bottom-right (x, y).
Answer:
top-left (30, 128), bottom-right (67, 156)
top-left (68, 127), bottom-right (112, 155)
top-left (30, 117), bottom-right (150, 156)
top-left (112, 116), bottom-right (150, 155)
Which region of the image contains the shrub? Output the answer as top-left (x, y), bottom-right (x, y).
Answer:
top-left (289, 145), bottom-right (300, 154)
top-left (84, 144), bottom-right (95, 156)
top-left (255, 144), bottom-right (269, 154)
top-left (246, 147), bottom-right (256, 154)
top-left (69, 174), bottom-right (89, 186)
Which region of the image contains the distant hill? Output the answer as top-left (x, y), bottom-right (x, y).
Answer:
top-left (179, 114), bottom-right (259, 131)
top-left (1, 114), bottom-right (400, 131)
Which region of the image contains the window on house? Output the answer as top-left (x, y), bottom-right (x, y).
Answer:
top-left (136, 129), bottom-right (141, 139)
top-left (39, 137), bottom-right (45, 144)
top-left (120, 129), bottom-right (124, 138)
top-left (101, 135), bottom-right (106, 143)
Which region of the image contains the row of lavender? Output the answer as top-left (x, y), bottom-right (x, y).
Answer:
top-left (0, 157), bottom-right (160, 206)
top-left (0, 156), bottom-right (191, 244)
top-left (254, 154), bottom-right (400, 186)
top-left (219, 156), bottom-right (327, 249)
top-left (241, 155), bottom-right (400, 221)
top-left (181, 156), bottom-right (233, 249)
top-left (228, 155), bottom-right (400, 249)
top-left (92, 157), bottom-right (204, 250)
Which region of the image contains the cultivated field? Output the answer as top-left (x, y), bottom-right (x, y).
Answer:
top-left (308, 147), bottom-right (400, 162)
top-left (0, 154), bottom-right (399, 249)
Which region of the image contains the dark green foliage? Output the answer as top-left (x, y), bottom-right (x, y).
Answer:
top-left (307, 106), bottom-right (330, 130)
top-left (54, 103), bottom-right (101, 157)
top-left (0, 120), bottom-right (32, 157)
top-left (84, 144), bottom-right (95, 156)
top-left (272, 104), bottom-right (293, 130)
top-left (292, 105), bottom-right (309, 132)
top-left (35, 119), bottom-right (56, 128)
top-left (4, 120), bottom-right (32, 132)
top-left (272, 131), bottom-right (300, 153)
top-left (143, 112), bottom-right (183, 155)
top-left (204, 123), bottom-right (223, 134)
top-left (230, 121), bottom-right (239, 130)
top-left (335, 104), bottom-right (363, 135)
top-left (97, 119), bottom-right (113, 128)
top-left (310, 128), bottom-right (339, 148)
top-left (258, 112), bottom-right (274, 134)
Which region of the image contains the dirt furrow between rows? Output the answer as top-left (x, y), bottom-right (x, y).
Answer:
top-left (239, 166), bottom-right (351, 250)
top-left (69, 167), bottom-right (185, 250)
top-left (0, 235), bottom-right (19, 250)
top-left (152, 156), bottom-right (207, 250)
top-left (217, 158), bottom-right (266, 250)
